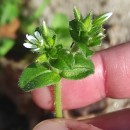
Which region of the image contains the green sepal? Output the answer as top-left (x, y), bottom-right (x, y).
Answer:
top-left (90, 25), bottom-right (104, 36)
top-left (43, 21), bottom-right (48, 36)
top-left (35, 26), bottom-right (57, 48)
top-left (93, 12), bottom-right (112, 26)
top-left (73, 7), bottom-right (83, 21)
top-left (78, 21), bottom-right (87, 32)
top-left (69, 20), bottom-right (79, 41)
top-left (35, 54), bottom-right (48, 63)
top-left (50, 49), bottom-right (74, 70)
top-left (19, 63), bottom-right (60, 91)
top-left (88, 35), bottom-right (103, 47)
top-left (83, 13), bottom-right (92, 32)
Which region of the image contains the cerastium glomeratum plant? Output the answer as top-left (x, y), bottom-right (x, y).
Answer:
top-left (19, 7), bottom-right (112, 118)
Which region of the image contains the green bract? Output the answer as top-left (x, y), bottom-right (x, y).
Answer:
top-left (19, 7), bottom-right (112, 118)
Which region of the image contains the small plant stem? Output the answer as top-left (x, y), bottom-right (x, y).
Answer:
top-left (54, 81), bottom-right (63, 118)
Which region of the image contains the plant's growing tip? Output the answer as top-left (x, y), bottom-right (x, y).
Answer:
top-left (19, 7), bottom-right (112, 118)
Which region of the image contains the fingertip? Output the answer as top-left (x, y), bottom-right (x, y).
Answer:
top-left (33, 119), bottom-right (102, 130)
top-left (31, 87), bottom-right (53, 110)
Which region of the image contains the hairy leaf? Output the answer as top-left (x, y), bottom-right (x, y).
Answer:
top-left (19, 63), bottom-right (60, 91)
top-left (83, 13), bottom-right (92, 32)
top-left (50, 49), bottom-right (74, 70)
top-left (74, 53), bottom-right (94, 69)
top-left (69, 20), bottom-right (79, 41)
top-left (77, 42), bottom-right (94, 57)
top-left (73, 7), bottom-right (83, 21)
top-left (60, 53), bottom-right (94, 80)
top-left (61, 68), bottom-right (94, 80)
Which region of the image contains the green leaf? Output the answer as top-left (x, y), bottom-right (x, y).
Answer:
top-left (89, 25), bottom-right (104, 36)
top-left (77, 42), bottom-right (94, 57)
top-left (61, 68), bottom-right (94, 80)
top-left (78, 21), bottom-right (87, 32)
top-left (35, 54), bottom-right (48, 63)
top-left (74, 53), bottom-right (94, 69)
top-left (73, 7), bottom-right (83, 21)
top-left (48, 47), bottom-right (57, 59)
top-left (88, 36), bottom-right (103, 46)
top-left (60, 53), bottom-right (94, 80)
top-left (83, 13), bottom-right (92, 32)
top-left (93, 12), bottom-right (112, 25)
top-left (50, 49), bottom-right (74, 70)
top-left (19, 63), bottom-right (60, 91)
top-left (69, 20), bottom-right (79, 41)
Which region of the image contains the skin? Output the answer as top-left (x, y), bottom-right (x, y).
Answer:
top-left (32, 43), bottom-right (130, 130)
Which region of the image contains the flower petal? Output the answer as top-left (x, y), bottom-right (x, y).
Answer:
top-left (34, 31), bottom-right (42, 41)
top-left (23, 43), bottom-right (37, 48)
top-left (32, 48), bottom-right (40, 52)
top-left (40, 39), bottom-right (44, 46)
top-left (26, 34), bottom-right (37, 44)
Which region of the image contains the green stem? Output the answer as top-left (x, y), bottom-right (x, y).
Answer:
top-left (54, 81), bottom-right (63, 118)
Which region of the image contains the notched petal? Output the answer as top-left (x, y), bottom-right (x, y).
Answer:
top-left (32, 48), bottom-right (40, 52)
top-left (23, 43), bottom-right (37, 48)
top-left (34, 31), bottom-right (42, 41)
top-left (26, 34), bottom-right (37, 44)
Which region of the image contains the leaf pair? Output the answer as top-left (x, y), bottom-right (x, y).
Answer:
top-left (19, 50), bottom-right (94, 91)
top-left (50, 49), bottom-right (94, 79)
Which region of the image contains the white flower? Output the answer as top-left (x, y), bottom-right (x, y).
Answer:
top-left (23, 31), bottom-right (43, 52)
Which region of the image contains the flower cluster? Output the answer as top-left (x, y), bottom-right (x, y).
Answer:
top-left (23, 31), bottom-right (43, 52)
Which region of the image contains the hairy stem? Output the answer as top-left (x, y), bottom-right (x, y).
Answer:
top-left (54, 81), bottom-right (63, 118)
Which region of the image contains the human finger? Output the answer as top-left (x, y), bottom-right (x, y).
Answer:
top-left (32, 43), bottom-right (130, 110)
top-left (85, 108), bottom-right (130, 130)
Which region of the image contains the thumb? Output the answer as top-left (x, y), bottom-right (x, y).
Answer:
top-left (33, 119), bottom-right (102, 130)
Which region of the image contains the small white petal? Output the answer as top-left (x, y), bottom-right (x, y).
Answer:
top-left (105, 12), bottom-right (113, 18)
top-left (34, 31), bottom-right (42, 41)
top-left (26, 34), bottom-right (37, 44)
top-left (32, 48), bottom-right (40, 52)
top-left (40, 39), bottom-right (44, 46)
top-left (102, 12), bottom-right (113, 21)
top-left (23, 43), bottom-right (37, 48)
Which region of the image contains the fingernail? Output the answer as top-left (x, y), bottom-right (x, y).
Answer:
top-left (66, 120), bottom-right (102, 130)
top-left (33, 119), bottom-right (102, 130)
top-left (33, 120), bottom-right (69, 130)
